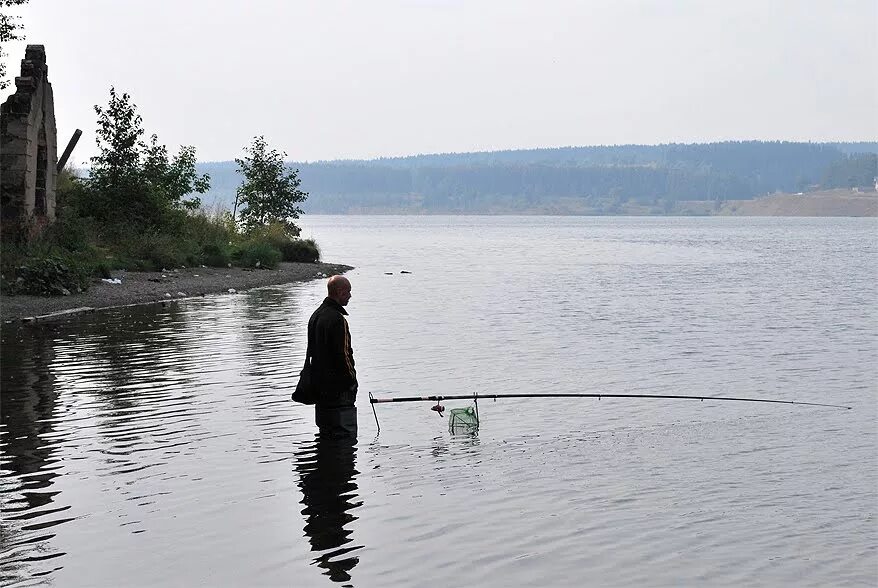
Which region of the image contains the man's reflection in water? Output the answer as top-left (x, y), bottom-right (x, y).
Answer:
top-left (294, 434), bottom-right (363, 585)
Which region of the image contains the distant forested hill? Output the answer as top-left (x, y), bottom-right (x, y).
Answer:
top-left (198, 141), bottom-right (878, 214)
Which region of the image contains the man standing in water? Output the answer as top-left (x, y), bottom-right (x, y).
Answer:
top-left (308, 275), bottom-right (358, 438)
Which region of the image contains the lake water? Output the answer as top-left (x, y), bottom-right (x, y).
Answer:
top-left (2, 216), bottom-right (876, 587)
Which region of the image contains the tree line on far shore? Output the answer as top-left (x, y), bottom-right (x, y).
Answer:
top-left (199, 141), bottom-right (878, 214)
top-left (1, 88), bottom-right (317, 296)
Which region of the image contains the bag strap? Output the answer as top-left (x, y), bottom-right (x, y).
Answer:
top-left (303, 324), bottom-right (312, 370)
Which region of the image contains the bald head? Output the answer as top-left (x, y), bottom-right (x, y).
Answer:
top-left (327, 275), bottom-right (352, 306)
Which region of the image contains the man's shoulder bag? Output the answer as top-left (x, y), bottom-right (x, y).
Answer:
top-left (291, 346), bottom-right (318, 405)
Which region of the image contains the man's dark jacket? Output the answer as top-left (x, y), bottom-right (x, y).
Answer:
top-left (307, 297), bottom-right (357, 408)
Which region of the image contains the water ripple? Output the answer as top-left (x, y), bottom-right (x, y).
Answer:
top-left (2, 216), bottom-right (877, 587)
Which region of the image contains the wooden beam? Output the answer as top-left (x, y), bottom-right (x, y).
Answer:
top-left (56, 129), bottom-right (82, 172)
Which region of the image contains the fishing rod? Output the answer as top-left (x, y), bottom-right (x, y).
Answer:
top-left (367, 392), bottom-right (851, 433)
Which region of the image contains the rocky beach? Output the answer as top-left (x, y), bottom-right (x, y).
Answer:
top-left (1, 261), bottom-right (352, 323)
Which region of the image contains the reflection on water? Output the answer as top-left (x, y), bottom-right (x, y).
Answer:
top-left (1, 305), bottom-right (195, 585)
top-left (0, 293), bottom-right (323, 587)
top-left (294, 435), bottom-right (362, 585)
top-left (1, 324), bottom-right (63, 584)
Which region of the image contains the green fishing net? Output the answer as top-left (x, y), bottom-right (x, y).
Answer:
top-left (448, 406), bottom-right (479, 433)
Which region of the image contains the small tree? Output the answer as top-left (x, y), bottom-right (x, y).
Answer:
top-left (87, 86), bottom-right (144, 219)
top-left (235, 136), bottom-right (308, 235)
top-left (142, 137), bottom-right (209, 212)
top-left (86, 87), bottom-right (209, 230)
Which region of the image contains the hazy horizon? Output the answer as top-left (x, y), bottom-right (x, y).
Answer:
top-left (196, 139), bottom-right (878, 165)
top-left (2, 0), bottom-right (876, 165)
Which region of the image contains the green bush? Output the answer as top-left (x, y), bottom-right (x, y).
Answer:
top-left (118, 231), bottom-right (200, 270)
top-left (93, 260), bottom-right (113, 279)
top-left (245, 222), bottom-right (319, 262)
top-left (41, 203), bottom-right (98, 254)
top-left (279, 238), bottom-right (320, 263)
top-left (187, 206), bottom-right (237, 246)
top-left (232, 240), bottom-right (282, 269)
top-left (1, 255), bottom-right (93, 296)
top-left (202, 242), bottom-right (232, 267)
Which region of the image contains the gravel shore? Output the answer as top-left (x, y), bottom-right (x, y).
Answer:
top-left (1, 261), bottom-right (353, 323)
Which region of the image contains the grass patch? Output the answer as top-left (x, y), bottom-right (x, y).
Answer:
top-left (245, 222), bottom-right (321, 263)
top-left (232, 239), bottom-right (282, 269)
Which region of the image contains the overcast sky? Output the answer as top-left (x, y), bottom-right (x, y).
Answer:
top-left (2, 0), bottom-right (876, 163)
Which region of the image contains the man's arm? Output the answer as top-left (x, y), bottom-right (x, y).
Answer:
top-left (327, 315), bottom-right (356, 388)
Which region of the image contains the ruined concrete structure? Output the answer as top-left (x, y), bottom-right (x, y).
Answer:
top-left (0, 45), bottom-right (58, 241)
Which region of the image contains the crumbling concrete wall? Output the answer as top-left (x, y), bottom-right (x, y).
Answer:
top-left (1, 45), bottom-right (58, 241)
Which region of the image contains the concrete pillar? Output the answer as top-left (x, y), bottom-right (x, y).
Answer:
top-left (0, 45), bottom-right (58, 242)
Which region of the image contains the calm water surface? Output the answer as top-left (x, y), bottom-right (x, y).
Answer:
top-left (2, 216), bottom-right (877, 587)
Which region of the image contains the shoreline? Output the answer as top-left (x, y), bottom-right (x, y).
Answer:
top-left (1, 261), bottom-right (353, 323)
top-left (294, 189), bottom-right (878, 216)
